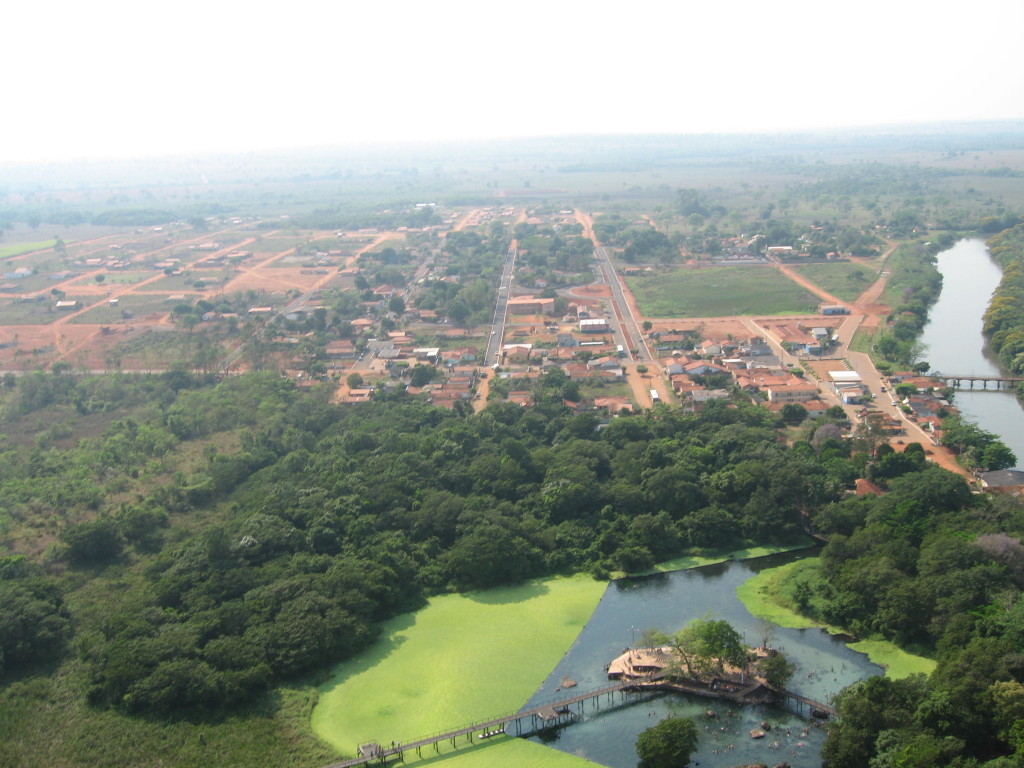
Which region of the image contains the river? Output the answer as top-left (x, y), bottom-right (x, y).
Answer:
top-left (522, 552), bottom-right (881, 768)
top-left (918, 238), bottom-right (1024, 469)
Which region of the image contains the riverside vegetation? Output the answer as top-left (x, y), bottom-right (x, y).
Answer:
top-left (984, 219), bottom-right (1024, 400)
top-left (1, 370), bottom-right (1024, 767)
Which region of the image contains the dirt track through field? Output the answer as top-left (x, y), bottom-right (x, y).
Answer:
top-left (774, 263), bottom-right (846, 306)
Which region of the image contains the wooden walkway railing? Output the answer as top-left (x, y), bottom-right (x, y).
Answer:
top-left (321, 671), bottom-right (834, 768)
top-left (321, 674), bottom-right (663, 768)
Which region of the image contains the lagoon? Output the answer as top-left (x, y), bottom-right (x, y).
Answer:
top-left (521, 552), bottom-right (881, 768)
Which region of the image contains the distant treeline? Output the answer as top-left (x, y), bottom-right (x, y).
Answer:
top-left (0, 205), bottom-right (229, 231)
top-left (276, 204), bottom-right (440, 232)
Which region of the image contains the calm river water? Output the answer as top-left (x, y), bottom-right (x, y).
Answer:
top-left (522, 552), bottom-right (882, 768)
top-left (918, 238), bottom-right (1024, 469)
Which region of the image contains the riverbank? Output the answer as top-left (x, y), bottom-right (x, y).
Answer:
top-left (612, 540), bottom-right (816, 579)
top-left (736, 559), bottom-right (936, 679)
top-left (984, 223), bottom-right (1024, 402)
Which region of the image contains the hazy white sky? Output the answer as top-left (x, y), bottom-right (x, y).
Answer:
top-left (3, 0), bottom-right (1022, 162)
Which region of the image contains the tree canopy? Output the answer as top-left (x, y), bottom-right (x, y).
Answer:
top-left (636, 716), bottom-right (699, 768)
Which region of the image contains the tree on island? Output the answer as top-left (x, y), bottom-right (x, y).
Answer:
top-left (636, 715), bottom-right (699, 768)
top-left (645, 613), bottom-right (749, 678)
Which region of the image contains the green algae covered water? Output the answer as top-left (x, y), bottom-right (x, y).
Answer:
top-left (311, 574), bottom-right (605, 765)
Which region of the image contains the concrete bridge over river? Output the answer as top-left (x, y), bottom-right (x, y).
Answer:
top-left (934, 373), bottom-right (1024, 389)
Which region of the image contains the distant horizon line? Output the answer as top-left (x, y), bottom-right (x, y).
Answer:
top-left (5, 119), bottom-right (1024, 168)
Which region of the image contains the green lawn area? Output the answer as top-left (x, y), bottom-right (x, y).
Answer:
top-left (848, 325), bottom-right (880, 356)
top-left (790, 262), bottom-right (880, 303)
top-left (311, 574), bottom-right (606, 767)
top-left (0, 240), bottom-right (58, 260)
top-left (736, 558), bottom-right (935, 679)
top-left (626, 265), bottom-right (819, 317)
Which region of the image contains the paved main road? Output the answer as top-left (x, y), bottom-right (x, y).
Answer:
top-left (485, 244), bottom-right (517, 364)
top-left (593, 244), bottom-right (653, 362)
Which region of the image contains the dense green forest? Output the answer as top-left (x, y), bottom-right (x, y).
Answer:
top-left (1, 371), bottom-right (830, 716)
top-left (797, 472), bottom-right (1024, 767)
top-left (2, 371), bottom-right (1024, 766)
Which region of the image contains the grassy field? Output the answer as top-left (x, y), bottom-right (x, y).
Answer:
top-left (626, 265), bottom-right (819, 317)
top-left (249, 235), bottom-right (308, 255)
top-left (69, 294), bottom-right (180, 324)
top-left (69, 270), bottom-right (153, 286)
top-left (577, 379), bottom-right (631, 400)
top-left (736, 558), bottom-right (935, 679)
top-left (311, 574), bottom-right (606, 767)
top-left (790, 262), bottom-right (880, 303)
top-left (0, 241), bottom-right (58, 260)
top-left (848, 325), bottom-right (882, 358)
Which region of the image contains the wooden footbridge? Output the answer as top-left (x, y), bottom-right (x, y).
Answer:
top-left (322, 673), bottom-right (662, 768)
top-left (321, 671), bottom-right (834, 768)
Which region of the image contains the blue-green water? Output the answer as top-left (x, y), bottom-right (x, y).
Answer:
top-left (522, 552), bottom-right (881, 768)
top-left (918, 238), bottom-right (1024, 469)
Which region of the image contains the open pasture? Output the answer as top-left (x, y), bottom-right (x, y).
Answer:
top-left (0, 240), bottom-right (59, 261)
top-left (790, 262), bottom-right (880, 303)
top-left (627, 265), bottom-right (819, 317)
top-left (68, 294), bottom-right (179, 324)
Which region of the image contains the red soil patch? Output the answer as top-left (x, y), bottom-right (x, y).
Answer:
top-left (224, 268), bottom-right (323, 294)
top-left (572, 284), bottom-right (613, 298)
top-left (645, 318), bottom-right (752, 340)
top-left (805, 359), bottom-right (847, 379)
